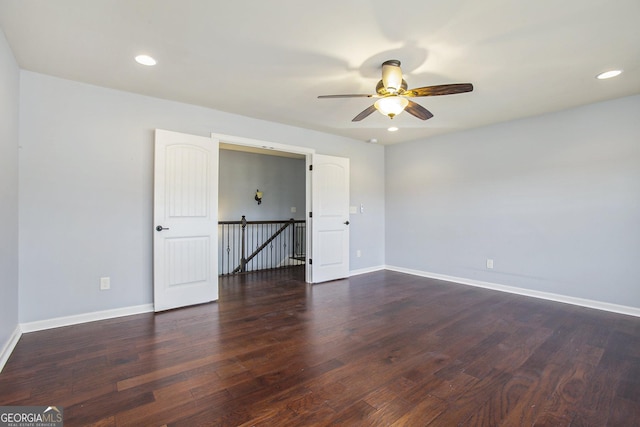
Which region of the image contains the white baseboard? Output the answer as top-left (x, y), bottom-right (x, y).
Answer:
top-left (350, 265), bottom-right (386, 277)
top-left (385, 265), bottom-right (640, 318)
top-left (20, 304), bottom-right (155, 333)
top-left (0, 325), bottom-right (22, 373)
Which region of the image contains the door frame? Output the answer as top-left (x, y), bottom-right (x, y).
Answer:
top-left (211, 133), bottom-right (315, 283)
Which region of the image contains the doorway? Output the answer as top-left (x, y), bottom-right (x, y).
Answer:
top-left (213, 133), bottom-right (314, 283)
top-left (218, 143), bottom-right (307, 277)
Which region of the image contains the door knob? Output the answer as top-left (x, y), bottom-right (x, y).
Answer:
top-left (344, 221), bottom-right (350, 225)
top-left (156, 225), bottom-right (170, 232)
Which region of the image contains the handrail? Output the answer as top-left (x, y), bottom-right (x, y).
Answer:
top-left (219, 219), bottom-right (293, 225)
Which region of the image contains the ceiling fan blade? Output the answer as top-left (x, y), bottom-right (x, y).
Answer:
top-left (318, 94), bottom-right (374, 99)
top-left (352, 104), bottom-right (377, 122)
top-left (404, 83), bottom-right (473, 97)
top-left (405, 100), bottom-right (434, 120)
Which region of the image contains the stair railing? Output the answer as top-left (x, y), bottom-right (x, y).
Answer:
top-left (218, 216), bottom-right (305, 275)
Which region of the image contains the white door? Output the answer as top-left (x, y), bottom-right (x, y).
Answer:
top-left (153, 129), bottom-right (219, 311)
top-left (311, 154), bottom-right (350, 282)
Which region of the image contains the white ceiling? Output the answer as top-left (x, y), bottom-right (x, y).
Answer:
top-left (1, 0), bottom-right (639, 145)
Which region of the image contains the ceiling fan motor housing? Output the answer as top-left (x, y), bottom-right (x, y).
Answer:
top-left (376, 79), bottom-right (408, 96)
top-left (381, 59), bottom-right (403, 94)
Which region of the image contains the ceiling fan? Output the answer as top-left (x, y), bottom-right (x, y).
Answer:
top-left (318, 60), bottom-right (473, 122)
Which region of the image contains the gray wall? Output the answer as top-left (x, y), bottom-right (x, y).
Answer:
top-left (18, 71), bottom-right (386, 323)
top-left (218, 149), bottom-right (306, 222)
top-left (386, 95), bottom-right (640, 308)
top-left (0, 28), bottom-right (20, 354)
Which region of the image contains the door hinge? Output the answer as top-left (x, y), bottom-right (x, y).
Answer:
top-left (309, 212), bottom-right (312, 218)
top-left (309, 164), bottom-right (313, 171)
top-left (309, 258), bottom-right (312, 265)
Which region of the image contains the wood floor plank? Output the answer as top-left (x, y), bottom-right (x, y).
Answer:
top-left (389, 394), bottom-right (448, 426)
top-left (0, 267), bottom-right (638, 426)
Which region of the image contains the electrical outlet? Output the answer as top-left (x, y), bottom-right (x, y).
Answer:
top-left (356, 250), bottom-right (362, 258)
top-left (100, 277), bottom-right (111, 290)
top-left (486, 259), bottom-right (494, 269)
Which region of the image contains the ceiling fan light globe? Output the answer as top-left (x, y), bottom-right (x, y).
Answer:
top-left (374, 96), bottom-right (409, 118)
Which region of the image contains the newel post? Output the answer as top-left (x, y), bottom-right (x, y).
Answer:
top-left (240, 215), bottom-right (247, 272)
top-left (290, 218), bottom-right (296, 258)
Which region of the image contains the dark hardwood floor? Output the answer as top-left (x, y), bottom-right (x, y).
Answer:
top-left (1, 267), bottom-right (639, 426)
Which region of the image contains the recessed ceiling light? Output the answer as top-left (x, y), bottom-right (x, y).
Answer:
top-left (388, 126), bottom-right (399, 132)
top-left (596, 69), bottom-right (622, 80)
top-left (135, 55), bottom-right (157, 66)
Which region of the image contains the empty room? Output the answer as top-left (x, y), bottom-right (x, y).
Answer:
top-left (0, 1), bottom-right (638, 425)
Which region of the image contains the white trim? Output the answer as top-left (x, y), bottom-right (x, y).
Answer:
top-left (385, 265), bottom-right (640, 318)
top-left (0, 325), bottom-right (22, 373)
top-left (211, 133), bottom-right (316, 157)
top-left (349, 265), bottom-right (386, 277)
top-left (20, 304), bottom-right (154, 333)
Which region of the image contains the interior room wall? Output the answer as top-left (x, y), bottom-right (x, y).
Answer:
top-left (218, 149), bottom-right (306, 222)
top-left (0, 28), bottom-right (20, 359)
top-left (385, 94), bottom-right (640, 309)
top-left (18, 71), bottom-right (385, 324)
